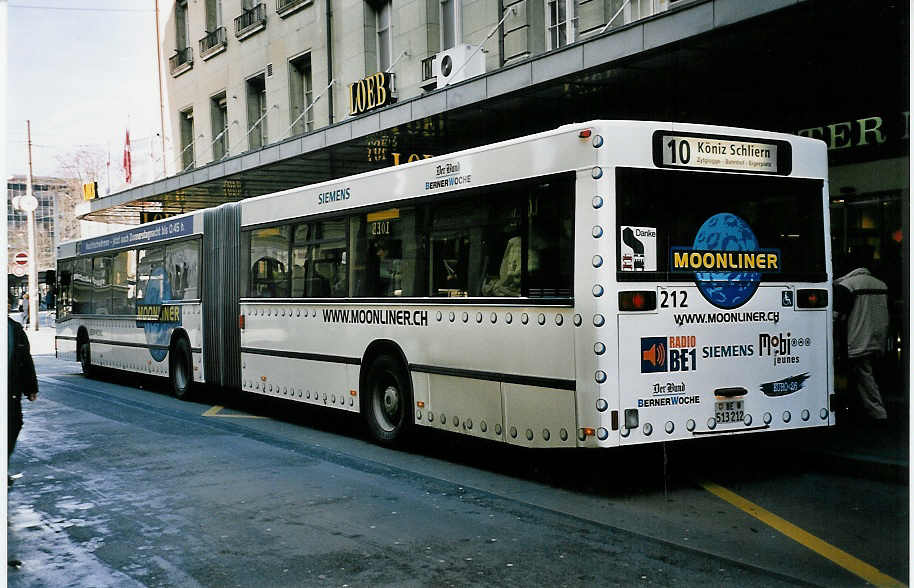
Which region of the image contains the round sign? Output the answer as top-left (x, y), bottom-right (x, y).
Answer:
top-left (18, 194), bottom-right (38, 212)
top-left (13, 251), bottom-right (28, 266)
top-left (12, 265), bottom-right (25, 277)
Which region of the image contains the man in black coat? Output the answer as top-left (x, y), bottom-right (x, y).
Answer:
top-left (8, 316), bottom-right (38, 462)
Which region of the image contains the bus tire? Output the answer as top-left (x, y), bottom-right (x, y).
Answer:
top-left (169, 337), bottom-right (194, 400)
top-left (363, 354), bottom-right (411, 446)
top-left (79, 341), bottom-right (92, 378)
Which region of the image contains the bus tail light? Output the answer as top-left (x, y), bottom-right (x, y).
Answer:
top-left (619, 291), bottom-right (656, 311)
top-left (579, 129), bottom-right (592, 139)
top-left (239, 314), bottom-right (246, 330)
top-left (797, 289), bottom-right (828, 308)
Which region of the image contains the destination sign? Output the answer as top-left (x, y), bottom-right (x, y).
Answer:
top-left (653, 132), bottom-right (790, 175)
top-left (77, 218), bottom-right (194, 254)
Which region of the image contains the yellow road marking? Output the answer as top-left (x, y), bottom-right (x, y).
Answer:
top-left (201, 405), bottom-right (267, 419)
top-left (700, 480), bottom-right (905, 587)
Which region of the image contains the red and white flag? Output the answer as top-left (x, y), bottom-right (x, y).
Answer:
top-left (123, 129), bottom-right (133, 184)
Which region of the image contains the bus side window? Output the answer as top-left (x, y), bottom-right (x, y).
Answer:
top-left (250, 226), bottom-right (291, 298)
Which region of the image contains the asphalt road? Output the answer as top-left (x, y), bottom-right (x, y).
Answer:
top-left (7, 354), bottom-right (908, 587)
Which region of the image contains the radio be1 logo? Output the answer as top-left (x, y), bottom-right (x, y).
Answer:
top-left (641, 336), bottom-right (697, 373)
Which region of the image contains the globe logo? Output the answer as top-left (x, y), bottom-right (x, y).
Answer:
top-left (688, 213), bottom-right (767, 309)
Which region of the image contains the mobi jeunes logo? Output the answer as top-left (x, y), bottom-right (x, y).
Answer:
top-left (671, 213), bottom-right (781, 309)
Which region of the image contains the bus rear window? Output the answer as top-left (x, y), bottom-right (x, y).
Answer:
top-left (616, 168), bottom-right (826, 282)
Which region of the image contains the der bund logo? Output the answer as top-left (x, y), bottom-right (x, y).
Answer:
top-left (671, 213), bottom-right (781, 309)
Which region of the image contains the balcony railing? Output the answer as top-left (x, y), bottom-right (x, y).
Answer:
top-left (199, 27), bottom-right (227, 60)
top-left (420, 55), bottom-right (436, 90)
top-left (235, 3), bottom-right (267, 40)
top-left (276, 0), bottom-right (311, 18)
top-left (169, 47), bottom-right (193, 76)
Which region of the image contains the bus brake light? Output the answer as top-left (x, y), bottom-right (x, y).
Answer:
top-left (797, 289), bottom-right (828, 308)
top-left (619, 291), bottom-right (657, 311)
top-left (579, 129), bottom-right (592, 139)
top-left (239, 314), bottom-right (246, 329)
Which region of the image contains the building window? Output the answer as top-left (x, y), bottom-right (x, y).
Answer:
top-left (440, 0), bottom-right (460, 50)
top-left (176, 0), bottom-right (189, 50)
top-left (289, 53), bottom-right (314, 136)
top-left (211, 93), bottom-right (229, 160)
top-left (377, 1), bottom-right (392, 72)
top-left (180, 108), bottom-right (195, 171)
top-left (205, 0), bottom-right (223, 30)
top-left (546, 0), bottom-right (575, 50)
top-left (246, 74), bottom-right (268, 150)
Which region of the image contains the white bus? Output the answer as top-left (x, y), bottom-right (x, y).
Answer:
top-left (57, 120), bottom-right (833, 448)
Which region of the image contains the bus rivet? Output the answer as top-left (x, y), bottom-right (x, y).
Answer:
top-left (744, 414), bottom-right (753, 426)
top-left (526, 429), bottom-right (534, 441)
top-left (476, 312), bottom-right (483, 323)
top-left (595, 370), bottom-right (607, 383)
top-left (466, 419), bottom-right (473, 430)
top-left (521, 313), bottom-right (529, 324)
top-left (783, 411), bottom-right (791, 423)
top-left (441, 414), bottom-right (447, 425)
top-left (665, 421), bottom-right (674, 434)
top-left (593, 314), bottom-right (605, 327)
top-left (801, 409), bottom-right (810, 421)
top-left (573, 314), bottom-right (582, 326)
top-left (596, 399), bottom-right (608, 412)
top-left (560, 428), bottom-right (568, 441)
top-left (462, 312), bottom-right (469, 323)
top-left (686, 419), bottom-right (696, 432)
top-left (592, 135), bottom-right (604, 148)
top-left (594, 342), bottom-right (606, 355)
top-left (592, 196), bottom-right (603, 209)
top-left (819, 408), bottom-right (829, 420)
top-left (510, 427), bottom-right (518, 439)
top-left (554, 314), bottom-right (563, 326)
top-left (592, 285), bottom-right (604, 297)
top-left (481, 421), bottom-right (487, 432)
top-left (495, 424), bottom-right (503, 436)
top-left (428, 412), bottom-right (434, 422)
top-left (591, 166), bottom-right (603, 179)
top-left (449, 312), bottom-right (455, 322)
top-left (505, 313), bottom-right (513, 324)
top-left (592, 226), bottom-right (603, 238)
top-left (416, 409), bottom-right (422, 420)
top-left (643, 423), bottom-right (653, 436)
top-left (597, 428), bottom-right (609, 440)
top-left (436, 311), bottom-right (442, 322)
top-left (707, 418), bottom-right (717, 430)
top-left (537, 313), bottom-right (546, 325)
top-left (543, 429), bottom-right (550, 441)
top-left (490, 313), bottom-right (497, 323)
top-left (592, 255), bottom-right (603, 268)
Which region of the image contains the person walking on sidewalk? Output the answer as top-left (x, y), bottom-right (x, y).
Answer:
top-left (8, 316), bottom-right (39, 464)
top-left (835, 253), bottom-right (889, 422)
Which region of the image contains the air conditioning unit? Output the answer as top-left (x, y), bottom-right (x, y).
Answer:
top-left (432, 44), bottom-right (485, 87)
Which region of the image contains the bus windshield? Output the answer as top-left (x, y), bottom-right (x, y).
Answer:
top-left (616, 168), bottom-right (826, 283)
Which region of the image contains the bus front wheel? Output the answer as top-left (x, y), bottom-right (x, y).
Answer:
top-left (363, 354), bottom-right (411, 446)
top-left (169, 337), bottom-right (194, 400)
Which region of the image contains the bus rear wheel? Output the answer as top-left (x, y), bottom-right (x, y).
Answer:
top-left (79, 341), bottom-right (92, 377)
top-left (169, 337), bottom-right (193, 400)
top-left (363, 354), bottom-right (411, 446)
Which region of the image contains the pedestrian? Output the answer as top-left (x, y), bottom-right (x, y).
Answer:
top-left (20, 293), bottom-right (30, 327)
top-left (834, 249), bottom-right (889, 422)
top-left (8, 315), bottom-right (39, 469)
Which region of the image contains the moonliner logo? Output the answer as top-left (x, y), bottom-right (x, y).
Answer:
top-left (671, 213), bottom-right (781, 309)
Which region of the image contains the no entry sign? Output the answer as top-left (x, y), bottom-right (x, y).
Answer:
top-left (13, 251), bottom-right (28, 266)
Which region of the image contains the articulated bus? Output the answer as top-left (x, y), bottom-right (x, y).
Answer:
top-left (56, 121), bottom-right (832, 448)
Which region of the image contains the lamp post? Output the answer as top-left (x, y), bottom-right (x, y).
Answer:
top-left (16, 121), bottom-right (40, 332)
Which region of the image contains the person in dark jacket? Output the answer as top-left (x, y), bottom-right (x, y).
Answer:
top-left (8, 316), bottom-right (38, 461)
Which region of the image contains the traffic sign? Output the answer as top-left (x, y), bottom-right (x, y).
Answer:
top-left (12, 265), bottom-right (25, 277)
top-left (18, 194), bottom-right (38, 212)
top-left (13, 251), bottom-right (28, 266)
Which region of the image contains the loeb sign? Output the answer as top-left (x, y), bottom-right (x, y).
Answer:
top-left (347, 72), bottom-right (395, 116)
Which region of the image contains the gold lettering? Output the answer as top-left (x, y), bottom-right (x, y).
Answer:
top-left (407, 154), bottom-right (420, 163)
top-left (689, 252), bottom-right (701, 268)
top-left (857, 117), bottom-right (886, 146)
top-left (828, 122), bottom-right (853, 150)
top-left (374, 72), bottom-right (387, 106)
top-left (702, 253), bottom-right (715, 268)
top-left (673, 252), bottom-right (689, 268)
top-left (745, 255), bottom-right (755, 269)
top-left (356, 79), bottom-right (367, 112)
top-left (756, 253), bottom-right (766, 269)
top-left (797, 127), bottom-right (824, 140)
top-left (347, 82), bottom-right (356, 116)
top-left (716, 252), bottom-right (727, 268)
top-left (366, 75), bottom-right (376, 109)
top-left (392, 152), bottom-right (401, 165)
top-left (767, 253), bottom-right (778, 269)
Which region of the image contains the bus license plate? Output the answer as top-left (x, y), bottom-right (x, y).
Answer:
top-left (715, 400), bottom-right (745, 424)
